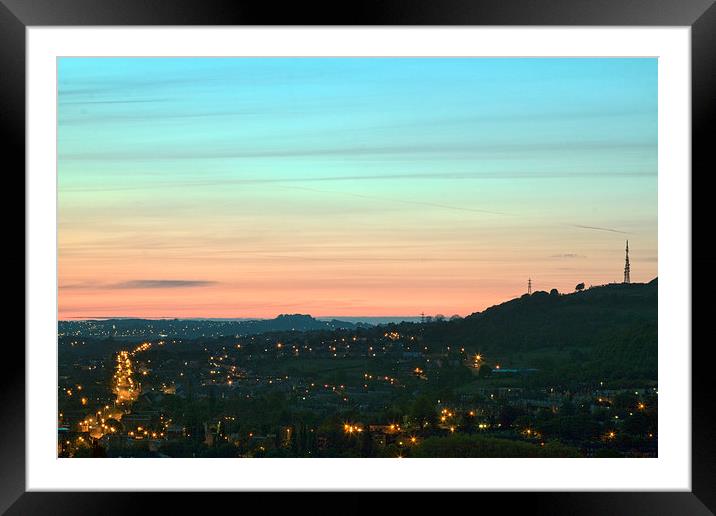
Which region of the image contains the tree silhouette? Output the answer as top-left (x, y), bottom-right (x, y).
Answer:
top-left (478, 364), bottom-right (492, 378)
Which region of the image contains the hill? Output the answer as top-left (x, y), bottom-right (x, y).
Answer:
top-left (397, 279), bottom-right (658, 383)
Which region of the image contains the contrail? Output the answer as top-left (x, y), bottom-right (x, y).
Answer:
top-left (572, 224), bottom-right (629, 234)
top-left (283, 185), bottom-right (512, 217)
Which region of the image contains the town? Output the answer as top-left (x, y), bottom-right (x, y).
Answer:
top-left (58, 280), bottom-right (658, 458)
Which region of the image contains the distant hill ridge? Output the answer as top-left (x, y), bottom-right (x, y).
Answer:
top-left (58, 313), bottom-right (366, 339)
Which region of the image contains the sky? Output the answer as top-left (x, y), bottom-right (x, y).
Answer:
top-left (58, 58), bottom-right (657, 319)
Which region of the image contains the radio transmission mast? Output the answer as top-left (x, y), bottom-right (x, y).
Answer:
top-left (527, 278), bottom-right (532, 295)
top-left (623, 240), bottom-right (631, 284)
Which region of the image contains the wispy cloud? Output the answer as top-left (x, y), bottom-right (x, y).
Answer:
top-left (58, 140), bottom-right (656, 162)
top-left (59, 98), bottom-right (169, 106)
top-left (551, 253), bottom-right (587, 259)
top-left (373, 107), bottom-right (657, 132)
top-left (58, 108), bottom-right (262, 126)
top-left (60, 170), bottom-right (655, 194)
top-left (111, 280), bottom-right (217, 289)
top-left (60, 280), bottom-right (218, 290)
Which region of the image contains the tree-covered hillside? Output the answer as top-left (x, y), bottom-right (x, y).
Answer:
top-left (394, 279), bottom-right (658, 382)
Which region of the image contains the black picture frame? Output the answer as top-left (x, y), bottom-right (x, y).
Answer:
top-left (4, 0), bottom-right (714, 513)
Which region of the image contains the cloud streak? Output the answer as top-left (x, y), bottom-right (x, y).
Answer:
top-left (551, 253), bottom-right (587, 259)
top-left (111, 280), bottom-right (218, 289)
top-left (60, 170), bottom-right (655, 194)
top-left (58, 140), bottom-right (656, 162)
top-left (59, 98), bottom-right (169, 106)
top-left (60, 280), bottom-right (218, 290)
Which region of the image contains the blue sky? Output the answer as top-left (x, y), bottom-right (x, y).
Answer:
top-left (58, 58), bottom-right (657, 318)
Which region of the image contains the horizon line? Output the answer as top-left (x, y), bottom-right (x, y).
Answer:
top-left (58, 314), bottom-right (428, 322)
top-left (57, 277), bottom-right (656, 322)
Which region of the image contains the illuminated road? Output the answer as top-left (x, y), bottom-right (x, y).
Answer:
top-left (114, 350), bottom-right (139, 404)
top-left (77, 343), bottom-right (151, 439)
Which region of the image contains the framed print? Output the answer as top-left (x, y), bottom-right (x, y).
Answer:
top-left (5, 0), bottom-right (715, 513)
